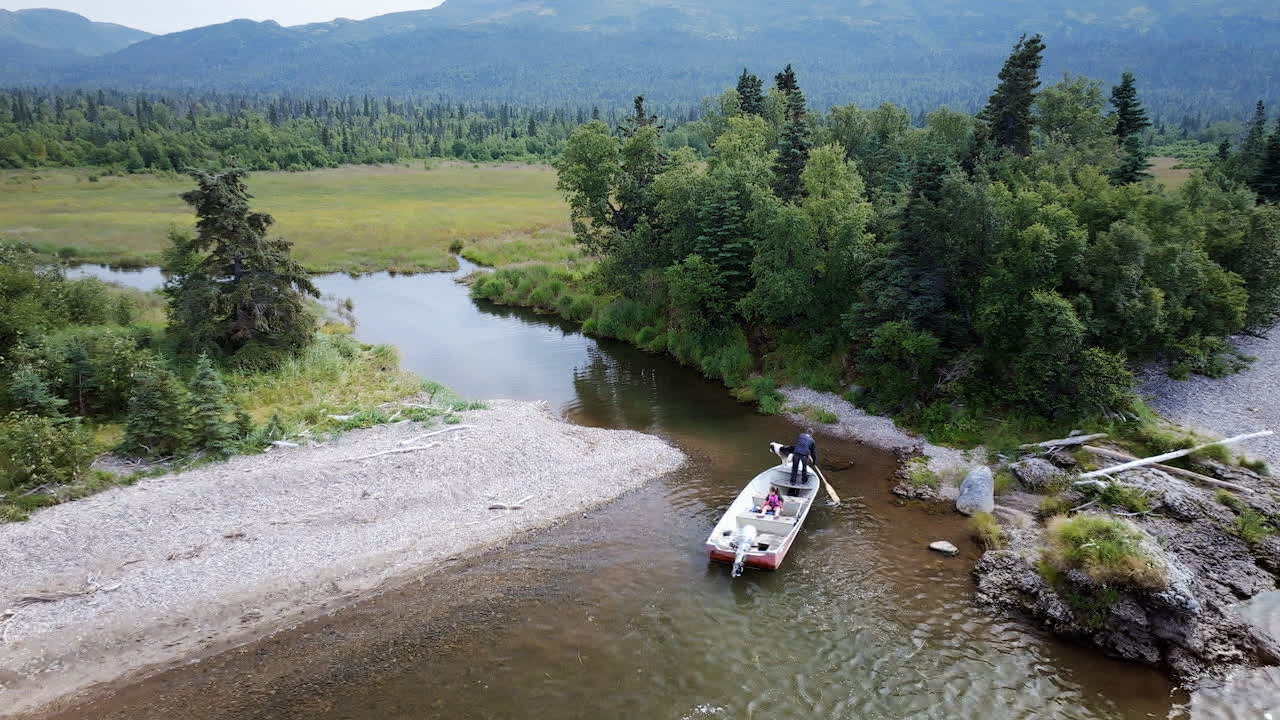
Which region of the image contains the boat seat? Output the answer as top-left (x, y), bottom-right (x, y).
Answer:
top-left (750, 496), bottom-right (804, 518)
top-left (736, 513), bottom-right (795, 536)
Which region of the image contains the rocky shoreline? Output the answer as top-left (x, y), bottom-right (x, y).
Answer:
top-left (782, 380), bottom-right (1279, 686)
top-left (0, 398), bottom-right (684, 718)
top-left (975, 449), bottom-right (1280, 684)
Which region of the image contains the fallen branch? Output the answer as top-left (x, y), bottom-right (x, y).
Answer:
top-left (1020, 433), bottom-right (1109, 450)
top-left (341, 442), bottom-right (439, 463)
top-left (270, 440), bottom-right (300, 449)
top-left (1069, 498), bottom-right (1100, 513)
top-left (14, 581), bottom-right (121, 608)
top-left (1077, 431), bottom-right (1274, 479)
top-left (1081, 446), bottom-right (1256, 494)
top-left (399, 424), bottom-right (475, 446)
top-left (19, 483), bottom-right (53, 497)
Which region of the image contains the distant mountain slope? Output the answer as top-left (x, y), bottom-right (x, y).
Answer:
top-left (6, 1), bottom-right (1279, 113)
top-left (0, 8), bottom-right (151, 56)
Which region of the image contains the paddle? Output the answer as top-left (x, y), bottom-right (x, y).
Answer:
top-left (812, 463), bottom-right (840, 506)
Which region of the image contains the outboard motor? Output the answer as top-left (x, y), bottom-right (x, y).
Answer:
top-left (730, 524), bottom-right (758, 578)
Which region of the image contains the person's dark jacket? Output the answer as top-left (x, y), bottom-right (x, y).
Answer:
top-left (794, 433), bottom-right (818, 464)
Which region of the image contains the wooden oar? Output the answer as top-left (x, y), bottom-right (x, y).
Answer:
top-left (813, 464), bottom-right (840, 505)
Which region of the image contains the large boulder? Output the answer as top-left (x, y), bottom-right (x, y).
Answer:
top-left (955, 466), bottom-right (995, 515)
top-left (1010, 457), bottom-right (1067, 491)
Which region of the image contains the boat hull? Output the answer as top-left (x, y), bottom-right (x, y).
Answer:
top-left (704, 457), bottom-right (819, 574)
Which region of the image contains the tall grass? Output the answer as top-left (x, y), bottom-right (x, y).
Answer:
top-left (229, 334), bottom-right (429, 429)
top-left (0, 166), bottom-right (568, 273)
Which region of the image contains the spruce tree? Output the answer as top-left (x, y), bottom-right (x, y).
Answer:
top-left (167, 169), bottom-right (319, 363)
top-left (736, 69), bottom-right (766, 116)
top-left (1108, 72), bottom-right (1152, 184)
top-left (123, 363), bottom-right (191, 458)
top-left (1255, 125), bottom-right (1280, 204)
top-left (772, 64), bottom-right (812, 202)
top-left (1240, 101), bottom-right (1268, 180)
top-left (188, 354), bottom-right (237, 456)
top-left (1109, 72), bottom-right (1151, 141)
top-left (8, 366), bottom-right (67, 418)
top-left (693, 182), bottom-right (755, 300)
top-left (979, 34), bottom-right (1046, 156)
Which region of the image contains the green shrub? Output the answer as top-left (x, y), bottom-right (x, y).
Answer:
top-left (1096, 483), bottom-right (1153, 513)
top-left (187, 354), bottom-right (237, 457)
top-left (1044, 515), bottom-right (1167, 590)
top-left (1039, 494), bottom-right (1074, 519)
top-left (906, 458), bottom-right (940, 490)
top-left (1240, 458), bottom-right (1270, 475)
top-left (0, 412), bottom-right (96, 491)
top-left (123, 362), bottom-right (192, 458)
top-left (993, 468), bottom-right (1015, 495)
top-left (971, 511), bottom-right (1006, 550)
top-left (60, 278), bottom-right (117, 325)
top-left (858, 321), bottom-right (941, 412)
top-left (566, 295), bottom-right (598, 322)
top-left (1232, 510), bottom-right (1275, 546)
top-left (1218, 490), bottom-right (1275, 545)
top-left (7, 365), bottom-right (68, 417)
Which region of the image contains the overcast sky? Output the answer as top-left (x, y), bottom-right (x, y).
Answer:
top-left (3, 1), bottom-right (447, 34)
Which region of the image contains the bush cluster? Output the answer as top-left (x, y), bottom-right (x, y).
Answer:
top-left (1043, 515), bottom-right (1168, 591)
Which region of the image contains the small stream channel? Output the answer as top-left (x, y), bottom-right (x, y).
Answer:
top-left (55, 262), bottom-right (1279, 719)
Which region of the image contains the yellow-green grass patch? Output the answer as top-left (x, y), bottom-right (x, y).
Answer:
top-left (0, 164), bottom-right (569, 273)
top-left (1149, 156), bottom-right (1192, 191)
top-left (460, 228), bottom-right (580, 267)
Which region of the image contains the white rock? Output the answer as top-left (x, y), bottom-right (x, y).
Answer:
top-left (929, 541), bottom-right (959, 556)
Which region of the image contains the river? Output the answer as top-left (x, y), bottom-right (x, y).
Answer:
top-left (57, 263), bottom-right (1280, 719)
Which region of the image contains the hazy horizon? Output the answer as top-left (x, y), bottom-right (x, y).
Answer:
top-left (1, 1), bottom-right (446, 34)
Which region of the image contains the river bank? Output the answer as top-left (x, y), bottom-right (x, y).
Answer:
top-left (0, 398), bottom-right (684, 718)
top-left (1139, 325), bottom-right (1280, 471)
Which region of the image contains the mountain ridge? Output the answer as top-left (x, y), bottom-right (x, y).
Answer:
top-left (2, 2), bottom-right (1277, 113)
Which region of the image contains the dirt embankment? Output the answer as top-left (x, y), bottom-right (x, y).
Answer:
top-left (0, 399), bottom-right (684, 718)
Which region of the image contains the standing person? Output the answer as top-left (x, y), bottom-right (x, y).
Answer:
top-left (790, 429), bottom-right (818, 488)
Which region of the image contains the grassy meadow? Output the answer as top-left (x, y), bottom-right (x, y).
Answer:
top-left (0, 163), bottom-right (570, 273)
top-left (1149, 156), bottom-right (1193, 191)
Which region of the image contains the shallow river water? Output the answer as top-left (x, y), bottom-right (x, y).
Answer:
top-left (56, 263), bottom-right (1280, 719)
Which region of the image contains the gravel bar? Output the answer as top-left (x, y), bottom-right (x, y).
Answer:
top-left (0, 399), bottom-right (684, 717)
top-left (1138, 326), bottom-right (1280, 470)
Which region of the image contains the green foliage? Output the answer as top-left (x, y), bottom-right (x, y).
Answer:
top-left (1044, 515), bottom-right (1168, 590)
top-left (858, 321), bottom-right (941, 412)
top-left (165, 169), bottom-right (319, 362)
top-left (188, 354), bottom-right (237, 457)
top-left (980, 34), bottom-right (1046, 157)
top-left (7, 365), bottom-right (68, 417)
top-left (1039, 494), bottom-right (1074, 519)
top-left (993, 468), bottom-right (1016, 496)
top-left (906, 457), bottom-right (941, 490)
top-left (971, 512), bottom-right (1006, 550)
top-left (1217, 490), bottom-right (1275, 545)
top-left (0, 411), bottom-right (95, 491)
top-left (1095, 483), bottom-right (1154, 514)
top-left (122, 361), bottom-right (191, 458)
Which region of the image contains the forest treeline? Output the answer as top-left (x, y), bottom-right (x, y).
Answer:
top-left (475, 37), bottom-right (1280, 438)
top-left (0, 85), bottom-right (1270, 173)
top-left (0, 90), bottom-right (699, 171)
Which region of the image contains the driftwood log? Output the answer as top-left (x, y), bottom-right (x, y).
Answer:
top-left (1077, 431), bottom-right (1274, 480)
top-left (1081, 446), bottom-right (1256, 494)
top-left (1019, 433), bottom-right (1109, 450)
